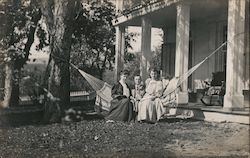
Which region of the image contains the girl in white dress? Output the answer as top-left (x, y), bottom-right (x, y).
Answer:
top-left (137, 68), bottom-right (166, 123)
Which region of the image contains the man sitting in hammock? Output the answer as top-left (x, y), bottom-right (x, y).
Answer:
top-left (105, 70), bottom-right (134, 122)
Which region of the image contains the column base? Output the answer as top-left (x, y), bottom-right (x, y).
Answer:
top-left (223, 94), bottom-right (244, 111)
top-left (176, 92), bottom-right (189, 105)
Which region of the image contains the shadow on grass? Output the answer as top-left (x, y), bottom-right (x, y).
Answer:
top-left (159, 117), bottom-right (201, 123)
top-left (82, 112), bottom-right (105, 120)
top-left (0, 100), bottom-right (101, 128)
top-left (0, 100), bottom-right (202, 128)
top-left (92, 150), bottom-right (177, 158)
top-left (0, 110), bottom-right (44, 128)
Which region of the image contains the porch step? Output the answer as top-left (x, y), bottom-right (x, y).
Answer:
top-left (166, 105), bottom-right (249, 124)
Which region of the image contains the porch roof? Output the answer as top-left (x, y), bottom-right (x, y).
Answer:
top-left (113, 0), bottom-right (228, 28)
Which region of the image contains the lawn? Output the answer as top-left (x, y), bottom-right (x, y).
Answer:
top-left (0, 115), bottom-right (249, 158)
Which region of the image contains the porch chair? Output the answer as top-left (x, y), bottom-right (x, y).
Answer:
top-left (200, 71), bottom-right (226, 106)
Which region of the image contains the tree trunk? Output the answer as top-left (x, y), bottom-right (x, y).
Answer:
top-left (10, 68), bottom-right (20, 106)
top-left (40, 0), bottom-right (80, 121)
top-left (2, 62), bottom-right (13, 108)
top-left (47, 56), bottom-right (70, 118)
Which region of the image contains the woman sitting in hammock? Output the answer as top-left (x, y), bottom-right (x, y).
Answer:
top-left (137, 68), bottom-right (166, 123)
top-left (105, 70), bottom-right (134, 122)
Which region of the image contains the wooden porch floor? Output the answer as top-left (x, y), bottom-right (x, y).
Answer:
top-left (165, 102), bottom-right (249, 124)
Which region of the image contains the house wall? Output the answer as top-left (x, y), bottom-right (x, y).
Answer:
top-left (162, 13), bottom-right (228, 90)
top-left (161, 27), bottom-right (176, 78)
top-left (192, 13), bottom-right (227, 82)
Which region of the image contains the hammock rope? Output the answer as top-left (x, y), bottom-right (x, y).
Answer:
top-left (50, 54), bottom-right (107, 92)
top-left (163, 31), bottom-right (245, 96)
top-left (169, 42), bottom-right (228, 96)
top-left (71, 41), bottom-right (224, 98)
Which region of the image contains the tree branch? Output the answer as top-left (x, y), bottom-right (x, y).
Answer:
top-left (18, 8), bottom-right (42, 68)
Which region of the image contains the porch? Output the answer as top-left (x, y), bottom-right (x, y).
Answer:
top-left (113, 0), bottom-right (249, 119)
top-left (165, 103), bottom-right (249, 124)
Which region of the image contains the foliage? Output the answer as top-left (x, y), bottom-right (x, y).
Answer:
top-left (123, 47), bottom-right (162, 85)
top-left (124, 31), bottom-right (139, 62)
top-left (150, 46), bottom-right (161, 70)
top-left (20, 63), bottom-right (46, 96)
top-left (70, 0), bottom-right (138, 90)
top-left (0, 0), bottom-right (46, 106)
top-left (0, 0), bottom-right (138, 96)
top-left (124, 52), bottom-right (140, 85)
top-left (0, 0), bottom-right (45, 68)
top-left (71, 0), bottom-right (116, 77)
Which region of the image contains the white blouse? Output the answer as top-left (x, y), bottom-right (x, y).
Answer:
top-left (119, 80), bottom-right (130, 97)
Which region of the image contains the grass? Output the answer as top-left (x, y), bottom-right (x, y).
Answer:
top-left (0, 106), bottom-right (249, 158)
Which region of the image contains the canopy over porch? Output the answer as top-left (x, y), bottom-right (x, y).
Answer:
top-left (113, 0), bottom-right (228, 28)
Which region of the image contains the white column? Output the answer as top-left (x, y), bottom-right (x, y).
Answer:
top-left (224, 0), bottom-right (246, 111)
top-left (244, 0), bottom-right (249, 89)
top-left (175, 3), bottom-right (190, 104)
top-left (116, 0), bottom-right (123, 13)
top-left (114, 26), bottom-right (125, 81)
top-left (140, 17), bottom-right (152, 81)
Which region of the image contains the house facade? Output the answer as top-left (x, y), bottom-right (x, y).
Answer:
top-left (113, 0), bottom-right (249, 112)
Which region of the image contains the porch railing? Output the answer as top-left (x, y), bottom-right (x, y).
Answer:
top-left (119, 0), bottom-right (165, 15)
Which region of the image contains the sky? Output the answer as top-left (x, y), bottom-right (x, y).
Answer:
top-left (29, 26), bottom-right (163, 64)
top-left (28, 34), bottom-right (50, 64)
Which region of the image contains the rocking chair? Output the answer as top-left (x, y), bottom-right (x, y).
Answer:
top-left (201, 71), bottom-right (226, 106)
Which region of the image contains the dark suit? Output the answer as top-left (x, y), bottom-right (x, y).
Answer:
top-left (111, 82), bottom-right (131, 99)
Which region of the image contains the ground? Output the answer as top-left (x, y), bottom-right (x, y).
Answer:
top-left (0, 116), bottom-right (249, 158)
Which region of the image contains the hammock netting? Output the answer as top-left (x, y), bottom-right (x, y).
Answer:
top-left (77, 69), bottom-right (105, 92)
top-left (71, 64), bottom-right (113, 110)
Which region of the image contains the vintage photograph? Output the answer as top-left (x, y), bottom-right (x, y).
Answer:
top-left (0, 0), bottom-right (249, 157)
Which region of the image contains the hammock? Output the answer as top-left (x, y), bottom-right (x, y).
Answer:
top-left (70, 41), bottom-right (228, 111)
top-left (160, 42), bottom-right (227, 106)
top-left (70, 64), bottom-right (112, 111)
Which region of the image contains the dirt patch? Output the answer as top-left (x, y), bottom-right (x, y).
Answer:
top-left (0, 117), bottom-right (249, 158)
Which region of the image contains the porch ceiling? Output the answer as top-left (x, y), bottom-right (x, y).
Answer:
top-left (116, 0), bottom-right (228, 28)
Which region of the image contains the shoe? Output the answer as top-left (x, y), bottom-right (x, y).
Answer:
top-left (106, 120), bottom-right (115, 123)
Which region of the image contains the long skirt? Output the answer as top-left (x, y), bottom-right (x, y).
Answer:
top-left (105, 98), bottom-right (134, 122)
top-left (137, 97), bottom-right (165, 123)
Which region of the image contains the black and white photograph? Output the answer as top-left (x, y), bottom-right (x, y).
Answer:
top-left (0, 0), bottom-right (249, 157)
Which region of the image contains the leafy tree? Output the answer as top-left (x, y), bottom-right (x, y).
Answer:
top-left (0, 0), bottom-right (43, 107)
top-left (71, 0), bottom-right (115, 79)
top-left (124, 47), bottom-right (162, 85)
top-left (150, 46), bottom-right (162, 70)
top-left (124, 31), bottom-right (138, 62)
top-left (70, 0), bottom-right (138, 90)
